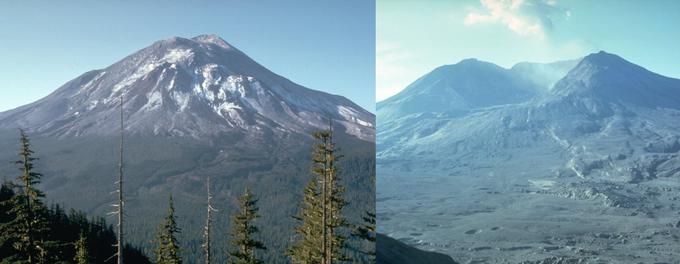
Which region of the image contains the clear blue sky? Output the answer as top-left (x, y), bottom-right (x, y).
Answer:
top-left (377, 0), bottom-right (680, 101)
top-left (0, 0), bottom-right (375, 112)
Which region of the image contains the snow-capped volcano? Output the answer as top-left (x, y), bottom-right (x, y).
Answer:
top-left (0, 35), bottom-right (374, 141)
top-left (0, 35), bottom-right (375, 262)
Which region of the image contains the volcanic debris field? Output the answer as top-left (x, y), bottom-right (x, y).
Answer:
top-left (377, 52), bottom-right (680, 263)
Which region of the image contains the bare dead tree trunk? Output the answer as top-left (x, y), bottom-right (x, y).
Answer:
top-left (203, 176), bottom-right (216, 264)
top-left (321, 129), bottom-right (328, 264)
top-left (327, 120), bottom-right (334, 264)
top-left (117, 92), bottom-right (124, 264)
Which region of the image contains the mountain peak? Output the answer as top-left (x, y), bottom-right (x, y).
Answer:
top-left (458, 58), bottom-right (479, 63)
top-left (429, 58), bottom-right (501, 75)
top-left (453, 58), bottom-right (496, 68)
top-left (377, 58), bottom-right (538, 121)
top-left (191, 34), bottom-right (232, 49)
top-left (0, 35), bottom-right (375, 141)
top-left (579, 50), bottom-right (630, 68)
top-left (557, 51), bottom-right (643, 85)
top-left (551, 51), bottom-right (680, 109)
top-left (149, 35), bottom-right (233, 52)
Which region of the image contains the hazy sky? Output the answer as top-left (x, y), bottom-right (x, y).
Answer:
top-left (0, 0), bottom-right (375, 112)
top-left (377, 0), bottom-right (680, 101)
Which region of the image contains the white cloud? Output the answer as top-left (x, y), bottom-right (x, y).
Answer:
top-left (464, 0), bottom-right (567, 38)
top-left (376, 42), bottom-right (422, 102)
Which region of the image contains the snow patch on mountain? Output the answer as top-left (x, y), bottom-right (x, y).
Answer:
top-left (172, 90), bottom-right (191, 111)
top-left (192, 34), bottom-right (233, 50)
top-left (163, 48), bottom-right (194, 64)
top-left (0, 35), bottom-right (374, 142)
top-left (339, 105), bottom-right (373, 128)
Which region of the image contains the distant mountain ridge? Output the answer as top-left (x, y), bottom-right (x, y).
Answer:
top-left (377, 58), bottom-right (540, 121)
top-left (378, 51), bottom-right (680, 168)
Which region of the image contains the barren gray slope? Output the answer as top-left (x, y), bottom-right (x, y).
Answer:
top-left (377, 51), bottom-right (680, 263)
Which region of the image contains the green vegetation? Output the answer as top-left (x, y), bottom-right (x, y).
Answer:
top-left (0, 127), bottom-right (375, 263)
top-left (74, 232), bottom-right (89, 264)
top-left (155, 196), bottom-right (182, 264)
top-left (0, 131), bottom-right (149, 263)
top-left (353, 211), bottom-right (376, 262)
top-left (288, 126), bottom-right (356, 263)
top-left (228, 187), bottom-right (266, 264)
top-left (287, 178), bottom-right (324, 262)
top-left (0, 129), bottom-right (53, 263)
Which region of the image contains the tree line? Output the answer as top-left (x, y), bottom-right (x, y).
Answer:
top-left (0, 130), bottom-right (149, 263)
top-left (0, 124), bottom-right (376, 263)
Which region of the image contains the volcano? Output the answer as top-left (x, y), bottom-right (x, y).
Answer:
top-left (0, 35), bottom-right (375, 262)
top-left (377, 51), bottom-right (680, 263)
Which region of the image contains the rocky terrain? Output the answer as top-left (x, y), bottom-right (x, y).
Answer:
top-left (377, 51), bottom-right (680, 263)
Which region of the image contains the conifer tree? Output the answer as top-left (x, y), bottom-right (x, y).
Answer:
top-left (0, 162), bottom-right (151, 263)
top-left (0, 129), bottom-right (52, 263)
top-left (352, 210), bottom-right (376, 261)
top-left (287, 179), bottom-right (323, 263)
top-left (74, 232), bottom-right (89, 264)
top-left (288, 123), bottom-right (350, 264)
top-left (228, 187), bottom-right (266, 264)
top-left (155, 195), bottom-right (181, 264)
top-left (315, 123), bottom-right (349, 263)
top-left (0, 182), bottom-right (18, 259)
top-left (353, 168), bottom-right (376, 261)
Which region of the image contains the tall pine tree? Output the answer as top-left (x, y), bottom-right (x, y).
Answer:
top-left (74, 232), bottom-right (89, 264)
top-left (322, 125), bottom-right (350, 263)
top-left (155, 195), bottom-right (181, 264)
top-left (228, 187), bottom-right (266, 264)
top-left (352, 210), bottom-right (376, 262)
top-left (287, 179), bottom-right (323, 263)
top-left (288, 123), bottom-right (350, 264)
top-left (0, 129), bottom-right (52, 263)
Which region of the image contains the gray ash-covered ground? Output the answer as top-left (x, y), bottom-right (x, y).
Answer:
top-left (377, 52), bottom-right (680, 263)
top-left (378, 169), bottom-right (680, 263)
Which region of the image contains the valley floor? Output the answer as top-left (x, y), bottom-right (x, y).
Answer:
top-left (377, 168), bottom-right (680, 263)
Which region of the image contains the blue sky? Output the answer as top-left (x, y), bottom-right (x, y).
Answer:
top-left (377, 0), bottom-right (680, 101)
top-left (0, 0), bottom-right (375, 112)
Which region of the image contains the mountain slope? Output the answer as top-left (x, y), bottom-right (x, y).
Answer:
top-left (0, 35), bottom-right (373, 141)
top-left (376, 233), bottom-right (458, 264)
top-left (377, 52), bottom-right (680, 263)
top-left (377, 59), bottom-right (540, 122)
top-left (550, 51), bottom-right (680, 109)
top-left (0, 35), bottom-right (375, 263)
